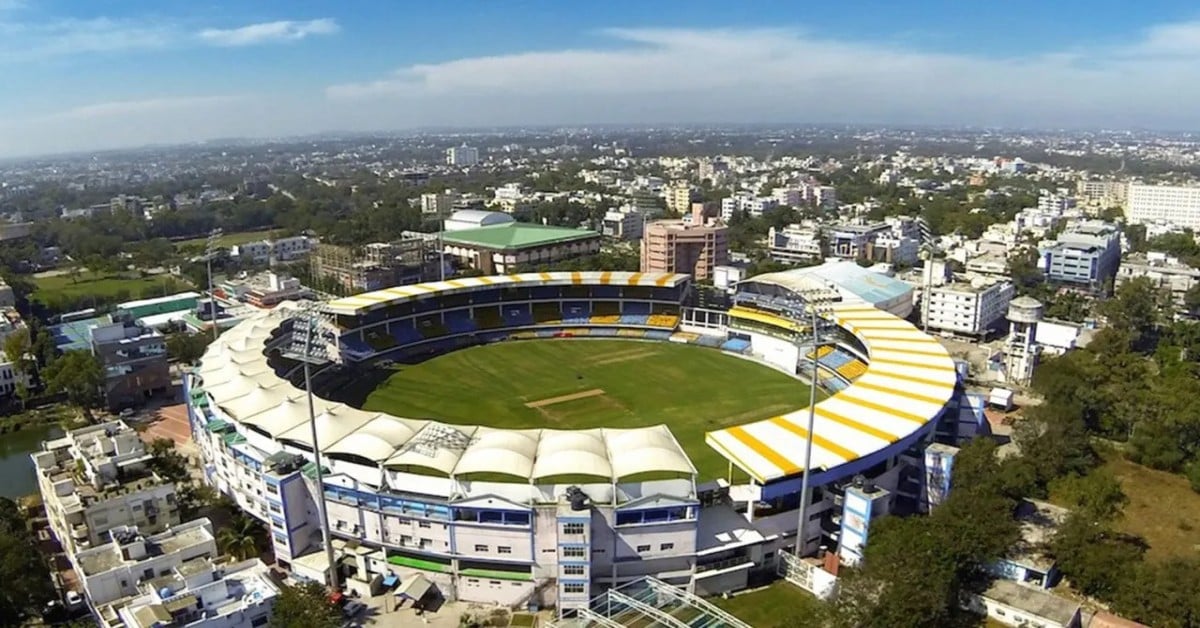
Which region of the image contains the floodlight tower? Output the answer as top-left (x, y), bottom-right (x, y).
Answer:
top-left (205, 228), bottom-right (223, 341)
top-left (283, 300), bottom-right (340, 590)
top-left (790, 287), bottom-right (837, 558)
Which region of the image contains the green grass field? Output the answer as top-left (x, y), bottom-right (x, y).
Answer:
top-left (33, 271), bottom-right (189, 307)
top-left (355, 339), bottom-right (811, 480)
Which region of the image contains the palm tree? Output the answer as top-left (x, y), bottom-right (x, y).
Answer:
top-left (218, 514), bottom-right (262, 560)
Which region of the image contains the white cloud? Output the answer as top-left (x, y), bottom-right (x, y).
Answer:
top-left (197, 18), bottom-right (338, 47)
top-left (0, 17), bottom-right (174, 61)
top-left (45, 95), bottom-right (249, 121)
top-left (325, 25), bottom-right (1200, 130)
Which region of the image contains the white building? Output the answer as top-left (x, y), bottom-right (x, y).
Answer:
top-left (1127, 183), bottom-right (1200, 230)
top-left (421, 191), bottom-right (458, 216)
top-left (0, 277), bottom-right (14, 307)
top-left (720, 193), bottom-right (778, 221)
top-left (442, 209), bottom-right (515, 232)
top-left (922, 277), bottom-right (1016, 337)
top-left (771, 187), bottom-right (801, 207)
top-left (76, 519), bottom-right (218, 606)
top-left (32, 421), bottom-right (182, 556)
top-left (767, 224), bottom-right (823, 264)
top-left (602, 208), bottom-right (645, 241)
top-left (230, 236), bottom-right (313, 265)
top-left (967, 580), bottom-right (1082, 628)
top-left (102, 555), bottom-right (278, 628)
top-left (0, 358), bottom-right (28, 400)
top-left (446, 144), bottom-right (480, 167)
top-left (1118, 252), bottom-right (1200, 311)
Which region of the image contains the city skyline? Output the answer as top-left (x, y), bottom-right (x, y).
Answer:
top-left (4, 0), bottom-right (1200, 157)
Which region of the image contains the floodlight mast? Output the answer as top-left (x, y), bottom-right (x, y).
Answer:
top-left (293, 302), bottom-right (339, 591)
top-left (792, 289), bottom-right (833, 559)
top-left (205, 228), bottom-right (223, 341)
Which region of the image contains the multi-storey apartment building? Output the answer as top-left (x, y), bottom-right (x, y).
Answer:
top-left (32, 421), bottom-right (181, 555)
top-left (767, 223), bottom-right (823, 264)
top-left (665, 182), bottom-right (697, 216)
top-left (1126, 183), bottom-right (1200, 229)
top-left (641, 212), bottom-right (729, 281)
top-left (446, 144), bottom-right (480, 167)
top-left (922, 278), bottom-right (1016, 338)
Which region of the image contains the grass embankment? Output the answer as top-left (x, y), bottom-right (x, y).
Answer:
top-left (353, 339), bottom-right (811, 481)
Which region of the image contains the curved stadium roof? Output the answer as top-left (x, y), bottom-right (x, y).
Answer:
top-left (197, 271), bottom-right (956, 487)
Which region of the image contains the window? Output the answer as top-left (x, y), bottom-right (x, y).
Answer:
top-left (564, 583), bottom-right (586, 594)
top-left (636, 544), bottom-right (650, 553)
top-left (660, 543), bottom-right (674, 551)
top-left (251, 616), bottom-right (269, 627)
top-left (498, 546), bottom-right (512, 554)
top-left (563, 522), bottom-right (585, 535)
top-left (563, 565), bottom-right (585, 576)
top-left (474, 544), bottom-right (489, 552)
top-left (562, 547), bottom-right (585, 558)
top-left (418, 521), bottom-right (431, 529)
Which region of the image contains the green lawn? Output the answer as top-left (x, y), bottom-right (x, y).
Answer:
top-left (174, 229), bottom-right (281, 251)
top-left (355, 339), bottom-right (811, 480)
top-left (33, 271), bottom-right (189, 307)
top-left (711, 582), bottom-right (825, 627)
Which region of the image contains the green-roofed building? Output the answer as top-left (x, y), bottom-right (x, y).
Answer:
top-left (441, 222), bottom-right (601, 274)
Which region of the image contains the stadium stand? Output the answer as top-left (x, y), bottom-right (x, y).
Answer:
top-left (623, 302), bottom-right (651, 314)
top-left (474, 306), bottom-right (503, 329)
top-left (390, 325), bottom-right (422, 346)
top-left (533, 302), bottom-right (562, 324)
top-left (617, 329), bottom-right (647, 339)
top-left (696, 335), bottom-right (725, 348)
top-left (837, 359), bottom-right (868, 380)
top-left (590, 314), bottom-right (621, 324)
top-left (416, 317), bottom-right (449, 339)
top-left (594, 301), bottom-right (620, 316)
top-left (807, 345), bottom-right (835, 360)
top-left (365, 329), bottom-right (396, 351)
top-left (647, 314), bottom-right (681, 328)
top-left (645, 329), bottom-right (674, 341)
top-left (444, 309), bottom-right (478, 335)
top-left (618, 313), bottom-right (650, 325)
top-left (671, 331), bottom-right (700, 343)
top-left (501, 304), bottom-right (533, 327)
top-left (562, 302), bottom-right (592, 324)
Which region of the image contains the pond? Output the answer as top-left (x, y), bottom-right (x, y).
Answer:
top-left (0, 423), bottom-right (64, 500)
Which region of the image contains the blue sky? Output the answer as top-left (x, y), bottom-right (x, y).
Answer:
top-left (2, 0), bottom-right (1200, 157)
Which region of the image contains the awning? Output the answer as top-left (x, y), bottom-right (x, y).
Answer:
top-left (397, 574), bottom-right (431, 600)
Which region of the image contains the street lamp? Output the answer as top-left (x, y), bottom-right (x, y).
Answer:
top-left (789, 287), bottom-right (837, 559)
top-left (205, 228), bottom-right (223, 341)
top-left (282, 300), bottom-right (340, 590)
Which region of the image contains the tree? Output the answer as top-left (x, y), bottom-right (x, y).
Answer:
top-left (1100, 277), bottom-right (1167, 347)
top-left (217, 514), bottom-right (264, 561)
top-left (43, 350), bottom-right (105, 415)
top-left (1050, 513), bottom-right (1144, 599)
top-left (146, 438), bottom-right (190, 484)
top-left (269, 580), bottom-right (341, 628)
top-left (1047, 469), bottom-right (1128, 521)
top-left (0, 497), bottom-right (56, 622)
top-left (1112, 558), bottom-right (1200, 627)
top-left (2, 327), bottom-right (36, 409)
top-left (165, 331), bottom-right (213, 364)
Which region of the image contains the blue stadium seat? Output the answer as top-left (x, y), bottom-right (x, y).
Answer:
top-left (444, 310), bottom-right (478, 334)
top-left (561, 301), bottom-right (591, 324)
top-left (721, 338), bottom-right (751, 353)
top-left (644, 330), bottom-right (673, 341)
top-left (591, 328), bottom-right (619, 337)
top-left (391, 326), bottom-right (422, 346)
top-left (340, 336), bottom-right (373, 360)
top-left (618, 314), bottom-right (650, 325)
top-left (502, 305), bottom-right (533, 327)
